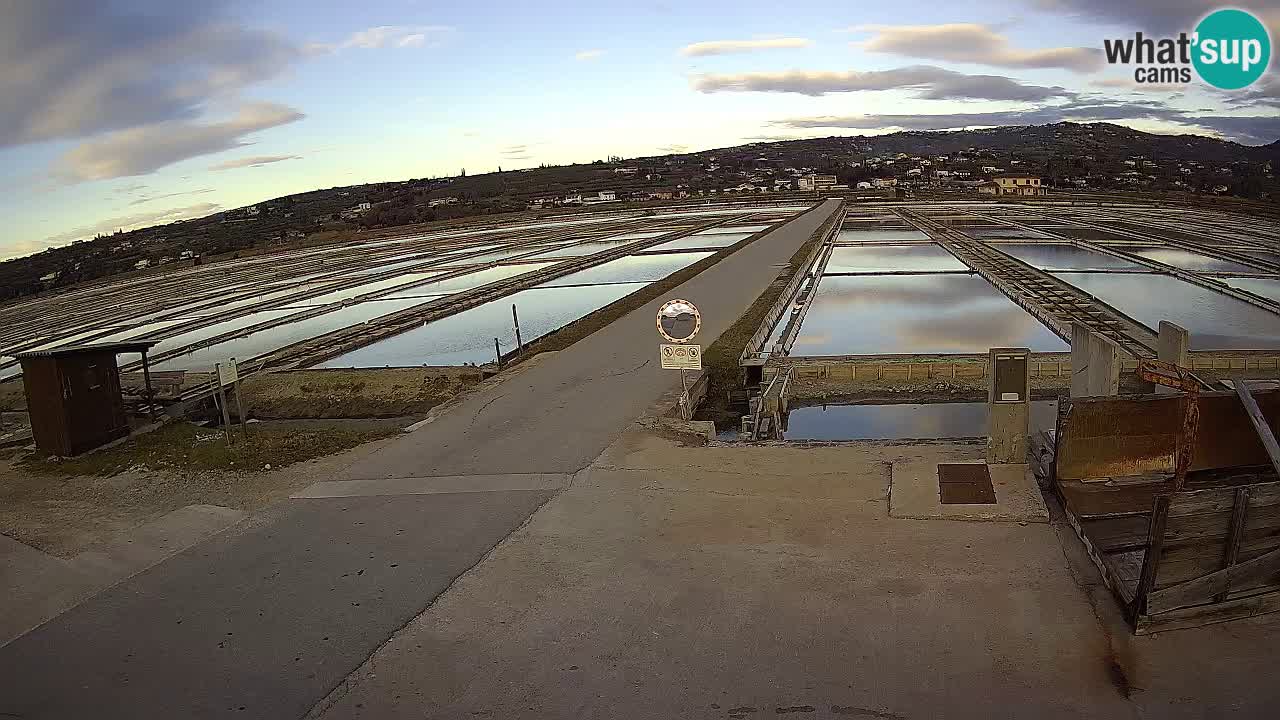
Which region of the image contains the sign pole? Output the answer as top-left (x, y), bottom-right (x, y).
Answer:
top-left (679, 368), bottom-right (690, 420)
top-left (215, 362), bottom-right (233, 446)
top-left (494, 337), bottom-right (502, 367)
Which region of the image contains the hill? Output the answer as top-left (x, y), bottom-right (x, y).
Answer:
top-left (2, 121), bottom-right (1276, 303)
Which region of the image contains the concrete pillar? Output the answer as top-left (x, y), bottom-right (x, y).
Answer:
top-left (1071, 323), bottom-right (1091, 398)
top-left (1156, 321), bottom-right (1190, 395)
top-left (1071, 323), bottom-right (1120, 398)
top-left (988, 347), bottom-right (1031, 464)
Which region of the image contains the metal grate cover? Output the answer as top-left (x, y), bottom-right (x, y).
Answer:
top-left (938, 463), bottom-right (997, 504)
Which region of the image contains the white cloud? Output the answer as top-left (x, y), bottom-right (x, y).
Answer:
top-left (849, 23), bottom-right (1102, 73)
top-left (128, 188), bottom-right (216, 206)
top-left (679, 38), bottom-right (812, 56)
top-left (691, 65), bottom-right (1076, 101)
top-left (209, 154), bottom-right (302, 171)
top-left (308, 25), bottom-right (452, 53)
top-left (575, 49), bottom-right (605, 61)
top-left (0, 1), bottom-right (300, 149)
top-left (55, 102), bottom-right (305, 182)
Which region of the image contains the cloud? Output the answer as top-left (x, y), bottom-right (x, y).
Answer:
top-left (307, 25), bottom-right (452, 53)
top-left (658, 144), bottom-right (689, 153)
top-left (1031, 0), bottom-right (1278, 35)
top-left (499, 144), bottom-right (536, 161)
top-left (0, 1), bottom-right (300, 150)
top-left (691, 65), bottom-right (1076, 101)
top-left (128, 188), bottom-right (215, 206)
top-left (679, 38), bottom-right (812, 56)
top-left (771, 100), bottom-right (1280, 144)
top-left (5, 202), bottom-right (223, 260)
top-left (55, 102), bottom-right (305, 182)
top-left (1217, 75), bottom-right (1280, 109)
top-left (209, 154), bottom-right (302, 171)
top-left (1090, 77), bottom-right (1184, 93)
top-left (849, 23), bottom-right (1102, 73)
top-left (574, 49), bottom-right (605, 61)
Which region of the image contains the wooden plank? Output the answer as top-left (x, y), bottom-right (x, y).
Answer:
top-left (1215, 487), bottom-right (1251, 602)
top-left (1136, 588), bottom-right (1280, 634)
top-left (1234, 379), bottom-right (1280, 478)
top-left (1132, 496), bottom-right (1171, 618)
top-left (1147, 543), bottom-right (1280, 614)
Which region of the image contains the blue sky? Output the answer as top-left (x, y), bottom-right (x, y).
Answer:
top-left (1, 0), bottom-right (1276, 260)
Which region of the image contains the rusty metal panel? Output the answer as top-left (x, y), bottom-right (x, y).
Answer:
top-left (1058, 391), bottom-right (1280, 481)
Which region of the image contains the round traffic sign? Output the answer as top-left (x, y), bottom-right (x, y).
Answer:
top-left (657, 298), bottom-right (701, 343)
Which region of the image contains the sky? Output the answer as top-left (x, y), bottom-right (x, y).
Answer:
top-left (1, 0), bottom-right (1277, 261)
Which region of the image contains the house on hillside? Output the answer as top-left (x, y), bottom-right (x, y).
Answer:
top-left (992, 175), bottom-right (1047, 196)
top-left (797, 174), bottom-right (837, 192)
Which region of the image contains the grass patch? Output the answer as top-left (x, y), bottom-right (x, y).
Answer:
top-left (697, 209), bottom-right (840, 420)
top-left (19, 421), bottom-right (398, 477)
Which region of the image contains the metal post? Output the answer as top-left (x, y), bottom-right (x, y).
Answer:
top-left (140, 349), bottom-right (157, 421)
top-left (512, 304), bottom-right (523, 354)
top-left (215, 361), bottom-right (232, 445)
top-left (679, 368), bottom-right (690, 420)
top-left (494, 337), bottom-right (502, 368)
top-left (233, 379), bottom-right (248, 440)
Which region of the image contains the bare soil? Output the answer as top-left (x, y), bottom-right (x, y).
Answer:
top-left (0, 418), bottom-right (406, 555)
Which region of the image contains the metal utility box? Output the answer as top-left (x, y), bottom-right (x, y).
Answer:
top-left (15, 341), bottom-right (158, 456)
top-left (988, 347), bottom-right (1031, 464)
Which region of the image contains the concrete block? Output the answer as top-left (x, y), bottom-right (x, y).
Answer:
top-left (1157, 321), bottom-right (1190, 395)
top-left (889, 461), bottom-right (1049, 522)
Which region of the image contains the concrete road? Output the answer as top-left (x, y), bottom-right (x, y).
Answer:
top-left (0, 200), bottom-right (840, 719)
top-left (346, 199), bottom-right (839, 479)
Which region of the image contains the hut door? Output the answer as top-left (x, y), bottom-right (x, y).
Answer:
top-left (64, 356), bottom-right (122, 453)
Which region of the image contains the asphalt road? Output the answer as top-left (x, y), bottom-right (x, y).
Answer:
top-left (0, 199), bottom-right (840, 719)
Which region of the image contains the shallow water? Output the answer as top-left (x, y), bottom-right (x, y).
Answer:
top-left (783, 400), bottom-right (1059, 441)
top-left (992, 243), bottom-right (1145, 271)
top-left (1055, 272), bottom-right (1280, 349)
top-left (836, 229), bottom-right (929, 243)
top-left (824, 244), bottom-right (967, 273)
top-left (791, 274), bottom-right (1067, 356)
top-left (539, 252), bottom-right (713, 287)
top-left (1127, 247), bottom-right (1256, 273)
top-left (318, 283), bottom-right (647, 367)
top-left (154, 297), bottom-right (434, 371)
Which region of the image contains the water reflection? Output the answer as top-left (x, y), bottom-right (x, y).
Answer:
top-left (1225, 277), bottom-right (1280, 304)
top-left (993, 244), bottom-right (1144, 271)
top-left (319, 283), bottom-right (646, 367)
top-left (836, 229), bottom-right (928, 242)
top-left (647, 233), bottom-right (749, 251)
top-left (791, 275), bottom-right (1066, 355)
top-left (824, 244), bottom-right (967, 273)
top-left (154, 298), bottom-right (434, 371)
top-left (783, 400), bottom-right (1058, 441)
top-left (1055, 272), bottom-right (1280, 349)
top-left (540, 252), bottom-right (712, 287)
top-left (1128, 247), bottom-right (1255, 273)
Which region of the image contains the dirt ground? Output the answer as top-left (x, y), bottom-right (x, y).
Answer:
top-left (0, 418), bottom-right (407, 556)
top-left (239, 367), bottom-right (484, 418)
top-left (0, 379), bottom-right (25, 411)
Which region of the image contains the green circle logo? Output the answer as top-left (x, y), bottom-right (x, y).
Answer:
top-left (1193, 9), bottom-right (1271, 90)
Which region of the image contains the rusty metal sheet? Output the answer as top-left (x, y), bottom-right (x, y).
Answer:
top-left (1057, 391), bottom-right (1280, 481)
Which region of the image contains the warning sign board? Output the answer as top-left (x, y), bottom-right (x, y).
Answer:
top-left (660, 343), bottom-right (702, 370)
